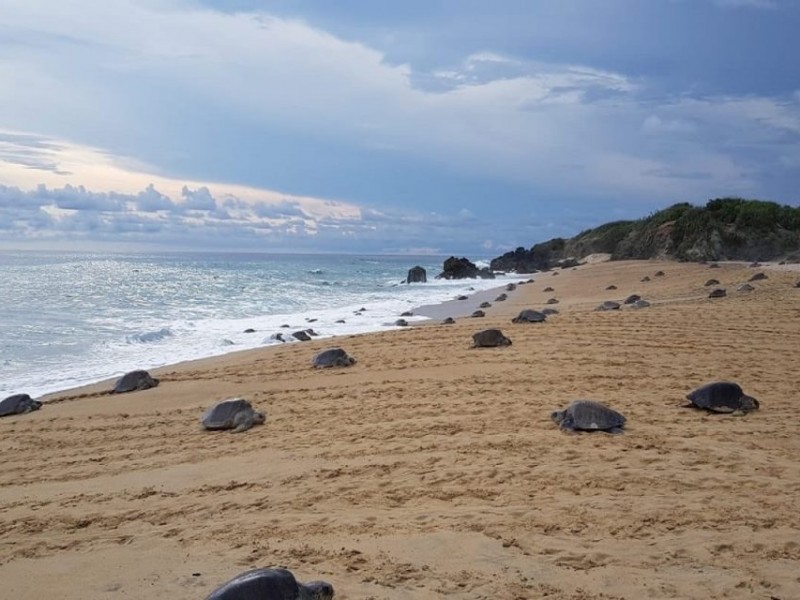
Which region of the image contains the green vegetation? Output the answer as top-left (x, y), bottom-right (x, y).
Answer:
top-left (490, 198), bottom-right (800, 272)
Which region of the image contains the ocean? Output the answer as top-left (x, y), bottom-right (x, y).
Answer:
top-left (0, 251), bottom-right (518, 398)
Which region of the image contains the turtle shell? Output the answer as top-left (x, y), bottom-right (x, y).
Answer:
top-left (0, 394), bottom-right (42, 417)
top-left (201, 398), bottom-right (257, 429)
top-left (686, 381), bottom-right (759, 413)
top-left (313, 348), bottom-right (355, 368)
top-left (553, 400), bottom-right (626, 432)
top-left (206, 568), bottom-right (303, 600)
top-left (112, 370), bottom-right (158, 393)
top-left (512, 309), bottom-right (546, 323)
top-left (472, 329), bottom-right (512, 347)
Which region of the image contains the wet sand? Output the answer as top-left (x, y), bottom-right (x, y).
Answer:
top-left (1, 259), bottom-right (799, 599)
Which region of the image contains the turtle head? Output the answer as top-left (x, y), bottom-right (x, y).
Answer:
top-left (740, 395), bottom-right (759, 411)
top-left (550, 410), bottom-right (566, 425)
top-left (300, 580), bottom-right (335, 600)
top-left (253, 411), bottom-right (266, 425)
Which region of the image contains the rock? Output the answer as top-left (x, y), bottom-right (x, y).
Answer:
top-left (436, 257), bottom-right (480, 279)
top-left (406, 266), bottom-right (427, 284)
top-left (243, 328), bottom-right (256, 333)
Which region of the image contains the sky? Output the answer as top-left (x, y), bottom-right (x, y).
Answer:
top-left (1, 0), bottom-right (799, 255)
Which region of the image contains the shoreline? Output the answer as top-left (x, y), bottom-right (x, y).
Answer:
top-left (2, 258), bottom-right (800, 599)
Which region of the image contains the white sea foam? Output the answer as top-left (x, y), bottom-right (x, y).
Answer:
top-left (0, 252), bottom-right (520, 398)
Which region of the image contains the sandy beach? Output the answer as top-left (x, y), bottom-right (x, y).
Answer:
top-left (2, 259), bottom-right (799, 600)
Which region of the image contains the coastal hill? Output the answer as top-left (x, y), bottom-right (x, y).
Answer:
top-left (490, 197), bottom-right (800, 272)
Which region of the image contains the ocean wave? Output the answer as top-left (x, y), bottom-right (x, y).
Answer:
top-left (125, 327), bottom-right (174, 344)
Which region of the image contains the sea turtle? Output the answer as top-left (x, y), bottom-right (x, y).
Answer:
top-left (201, 398), bottom-right (265, 433)
top-left (512, 309), bottom-right (546, 323)
top-left (112, 370), bottom-right (159, 394)
top-left (749, 261), bottom-right (761, 268)
top-left (543, 286), bottom-right (555, 292)
top-left (654, 270), bottom-right (666, 277)
top-left (551, 400), bottom-right (626, 434)
top-left (795, 281), bottom-right (800, 288)
top-left (708, 288), bottom-right (727, 298)
top-left (623, 294), bottom-right (641, 304)
top-left (685, 381), bottom-right (759, 414)
top-left (394, 319), bottom-right (409, 327)
top-left (506, 283), bottom-right (517, 291)
top-left (541, 307), bottom-right (559, 315)
top-left (479, 301), bottom-right (492, 308)
top-left (641, 276), bottom-right (651, 282)
top-left (737, 283), bottom-right (755, 292)
top-left (605, 284), bottom-right (618, 290)
top-left (596, 301), bottom-right (620, 311)
top-left (494, 293), bottom-right (508, 302)
top-left (630, 299), bottom-right (651, 309)
top-left (472, 329), bottom-right (512, 347)
top-left (704, 279), bottom-right (720, 287)
top-left (471, 310), bottom-right (485, 318)
top-left (545, 298), bottom-right (559, 305)
top-left (0, 394), bottom-right (42, 418)
top-left (442, 317), bottom-right (455, 324)
top-left (400, 311), bottom-right (414, 317)
top-left (292, 330), bottom-right (312, 341)
top-left (748, 272), bottom-right (768, 282)
top-left (205, 567), bottom-right (334, 600)
top-left (456, 295), bottom-right (468, 301)
top-left (312, 348), bottom-right (356, 369)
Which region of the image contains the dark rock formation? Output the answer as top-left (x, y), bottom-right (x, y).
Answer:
top-left (406, 266), bottom-right (427, 284)
top-left (436, 257), bottom-right (494, 279)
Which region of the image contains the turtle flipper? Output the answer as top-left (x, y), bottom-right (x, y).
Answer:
top-left (231, 414), bottom-right (253, 433)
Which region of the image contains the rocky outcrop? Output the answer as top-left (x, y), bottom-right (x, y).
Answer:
top-left (405, 266), bottom-right (427, 283)
top-left (490, 198), bottom-right (800, 271)
top-left (436, 257), bottom-right (495, 279)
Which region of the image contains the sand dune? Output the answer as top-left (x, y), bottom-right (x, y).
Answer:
top-left (1, 260), bottom-right (799, 599)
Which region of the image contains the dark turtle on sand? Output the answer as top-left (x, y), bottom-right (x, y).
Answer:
top-left (205, 567), bottom-right (334, 600)
top-left (505, 283), bottom-right (517, 291)
top-left (471, 310), bottom-right (485, 318)
top-left (704, 279), bottom-right (720, 287)
top-left (472, 329), bottom-right (512, 347)
top-left (654, 270), bottom-right (665, 277)
top-left (313, 348), bottom-right (356, 369)
top-left (201, 398), bottom-right (265, 433)
top-left (442, 317), bottom-right (455, 324)
top-left (394, 319), bottom-right (409, 327)
top-left (456, 295), bottom-right (468, 301)
top-left (641, 276), bottom-right (651, 282)
top-left (541, 307), bottom-right (559, 315)
top-left (512, 309), bottom-right (546, 323)
top-left (737, 283), bottom-right (755, 292)
top-left (400, 311), bottom-right (414, 317)
top-left (0, 394), bottom-right (42, 418)
top-left (479, 301), bottom-right (492, 308)
top-left (605, 284), bottom-right (618, 290)
top-left (543, 286), bottom-right (555, 292)
top-left (748, 272), bottom-right (768, 282)
top-left (292, 330), bottom-right (312, 341)
top-left (708, 288), bottom-right (727, 298)
top-left (794, 281), bottom-right (800, 288)
top-left (545, 298), bottom-right (559, 305)
top-left (551, 400), bottom-right (625, 434)
top-left (623, 294), bottom-right (641, 304)
top-left (685, 382), bottom-right (759, 414)
top-left (112, 370), bottom-right (159, 394)
top-left (596, 301), bottom-right (620, 311)
top-left (630, 299), bottom-right (651, 309)
top-left (494, 293), bottom-right (508, 302)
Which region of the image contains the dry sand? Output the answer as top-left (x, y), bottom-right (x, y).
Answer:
top-left (1, 260), bottom-right (800, 599)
